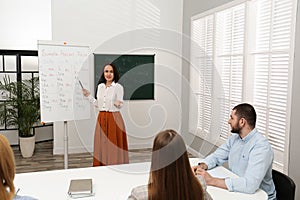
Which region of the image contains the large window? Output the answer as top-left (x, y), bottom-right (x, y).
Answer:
top-left (189, 0), bottom-right (297, 172)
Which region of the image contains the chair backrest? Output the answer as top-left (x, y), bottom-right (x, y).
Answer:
top-left (272, 169), bottom-right (296, 200)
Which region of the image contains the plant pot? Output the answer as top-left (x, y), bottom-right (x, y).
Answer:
top-left (19, 135), bottom-right (35, 158)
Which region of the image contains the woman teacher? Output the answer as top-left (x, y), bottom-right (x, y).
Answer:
top-left (82, 63), bottom-right (129, 166)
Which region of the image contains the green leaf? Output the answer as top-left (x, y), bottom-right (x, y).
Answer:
top-left (0, 75), bottom-right (40, 137)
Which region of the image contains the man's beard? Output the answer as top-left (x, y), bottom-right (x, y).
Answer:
top-left (231, 125), bottom-right (241, 134)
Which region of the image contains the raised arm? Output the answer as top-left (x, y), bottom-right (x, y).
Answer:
top-left (82, 88), bottom-right (98, 108)
top-left (82, 88), bottom-right (90, 97)
top-left (114, 84), bottom-right (124, 108)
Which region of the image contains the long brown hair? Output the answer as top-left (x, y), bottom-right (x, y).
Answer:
top-left (148, 129), bottom-right (204, 200)
top-left (0, 135), bottom-right (16, 200)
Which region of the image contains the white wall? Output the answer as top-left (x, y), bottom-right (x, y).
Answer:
top-left (288, 0), bottom-right (300, 198)
top-left (0, 0), bottom-right (52, 144)
top-left (51, 0), bottom-right (184, 154)
top-left (0, 0), bottom-right (51, 50)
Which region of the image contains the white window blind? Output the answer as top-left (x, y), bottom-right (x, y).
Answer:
top-left (190, 0), bottom-right (296, 172)
top-left (190, 15), bottom-right (214, 139)
top-left (215, 4), bottom-right (245, 142)
top-left (253, 0), bottom-right (294, 170)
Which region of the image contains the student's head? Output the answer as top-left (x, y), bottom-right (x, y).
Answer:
top-left (229, 103), bottom-right (257, 132)
top-left (0, 135), bottom-right (16, 200)
top-left (98, 63), bottom-right (120, 84)
top-left (150, 129), bottom-right (187, 171)
top-left (148, 129), bottom-right (204, 200)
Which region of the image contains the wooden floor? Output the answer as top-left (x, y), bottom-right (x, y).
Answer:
top-left (13, 140), bottom-right (196, 174)
top-left (13, 140), bottom-right (152, 174)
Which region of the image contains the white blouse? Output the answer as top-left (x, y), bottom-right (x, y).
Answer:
top-left (87, 82), bottom-right (124, 112)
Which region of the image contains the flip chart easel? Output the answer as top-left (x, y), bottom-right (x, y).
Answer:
top-left (64, 121), bottom-right (68, 169)
top-left (38, 40), bottom-right (90, 169)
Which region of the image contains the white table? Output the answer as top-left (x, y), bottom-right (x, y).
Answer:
top-left (14, 158), bottom-right (267, 200)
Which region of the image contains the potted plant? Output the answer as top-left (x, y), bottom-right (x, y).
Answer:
top-left (0, 75), bottom-right (40, 158)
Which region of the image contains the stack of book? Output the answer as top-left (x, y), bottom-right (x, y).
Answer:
top-left (68, 178), bottom-right (94, 198)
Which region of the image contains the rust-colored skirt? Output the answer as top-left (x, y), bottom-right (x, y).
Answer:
top-left (93, 111), bottom-right (129, 166)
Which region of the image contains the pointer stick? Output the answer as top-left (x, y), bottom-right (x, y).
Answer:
top-left (78, 80), bottom-right (84, 89)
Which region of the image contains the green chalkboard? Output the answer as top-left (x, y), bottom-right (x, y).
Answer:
top-left (94, 54), bottom-right (155, 100)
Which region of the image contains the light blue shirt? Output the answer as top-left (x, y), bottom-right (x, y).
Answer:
top-left (202, 128), bottom-right (276, 200)
top-left (14, 195), bottom-right (38, 200)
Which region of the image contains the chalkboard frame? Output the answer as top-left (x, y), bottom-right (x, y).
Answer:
top-left (94, 54), bottom-right (155, 100)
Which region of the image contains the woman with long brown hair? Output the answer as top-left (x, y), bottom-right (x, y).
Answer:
top-left (0, 135), bottom-right (38, 200)
top-left (82, 63), bottom-right (128, 166)
top-left (0, 135), bottom-right (15, 200)
top-left (128, 129), bottom-right (212, 200)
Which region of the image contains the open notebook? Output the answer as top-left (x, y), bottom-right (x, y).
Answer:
top-left (68, 178), bottom-right (94, 198)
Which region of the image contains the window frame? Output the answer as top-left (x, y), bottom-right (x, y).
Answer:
top-left (189, 0), bottom-right (297, 172)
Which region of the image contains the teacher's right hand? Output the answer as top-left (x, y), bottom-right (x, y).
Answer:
top-left (82, 88), bottom-right (90, 97)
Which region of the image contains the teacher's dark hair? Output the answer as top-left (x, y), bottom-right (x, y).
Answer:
top-left (95, 63), bottom-right (120, 98)
top-left (98, 63), bottom-right (120, 84)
